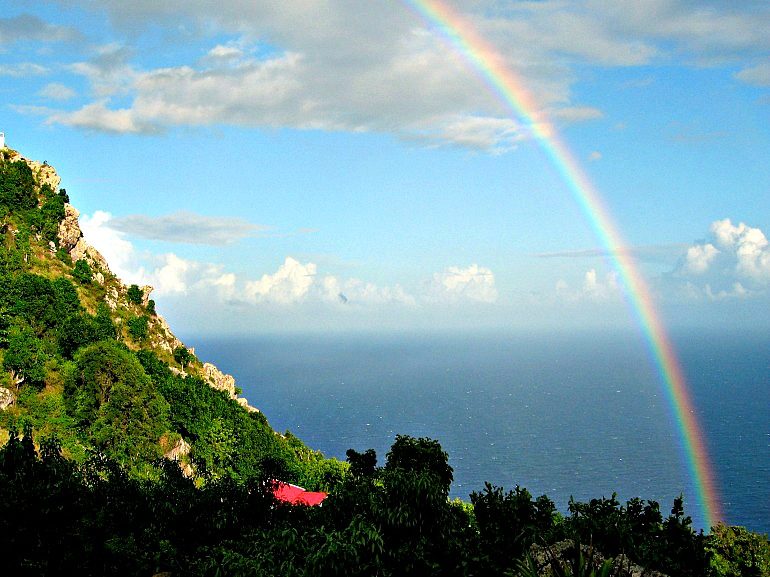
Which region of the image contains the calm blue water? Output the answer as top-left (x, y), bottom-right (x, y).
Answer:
top-left (191, 329), bottom-right (769, 533)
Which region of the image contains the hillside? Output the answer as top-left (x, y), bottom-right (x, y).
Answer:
top-left (0, 144), bottom-right (767, 577)
top-left (0, 144), bottom-right (345, 487)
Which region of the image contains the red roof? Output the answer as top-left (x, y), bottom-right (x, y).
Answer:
top-left (272, 482), bottom-right (327, 506)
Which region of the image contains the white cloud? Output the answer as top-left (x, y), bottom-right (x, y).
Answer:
top-left (735, 61), bottom-right (770, 86)
top-left (108, 211), bottom-right (269, 245)
top-left (79, 210), bottom-right (142, 282)
top-left (424, 264), bottom-right (498, 303)
top-left (244, 257), bottom-right (316, 304)
top-left (26, 1), bottom-right (769, 151)
top-left (38, 82), bottom-right (76, 101)
top-left (555, 268), bottom-right (621, 302)
top-left (681, 243), bottom-right (719, 275)
top-left (671, 218), bottom-right (770, 299)
top-left (321, 276), bottom-right (416, 307)
top-left (0, 63), bottom-right (48, 77)
top-left (69, 44), bottom-right (137, 98)
top-left (414, 115), bottom-right (524, 153)
top-left (49, 101), bottom-right (154, 134)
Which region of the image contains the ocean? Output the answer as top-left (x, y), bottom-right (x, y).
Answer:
top-left (191, 329), bottom-right (769, 533)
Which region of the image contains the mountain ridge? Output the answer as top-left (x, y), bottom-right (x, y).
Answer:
top-left (3, 144), bottom-right (258, 414)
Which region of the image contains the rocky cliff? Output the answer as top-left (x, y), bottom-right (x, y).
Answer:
top-left (6, 146), bottom-right (259, 413)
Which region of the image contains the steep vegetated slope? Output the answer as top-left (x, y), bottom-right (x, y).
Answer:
top-left (0, 146), bottom-right (767, 576)
top-left (0, 145), bottom-right (345, 487)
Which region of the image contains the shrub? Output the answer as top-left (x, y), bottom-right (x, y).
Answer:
top-left (72, 259), bottom-right (92, 284)
top-left (126, 284), bottom-right (143, 305)
top-left (127, 316), bottom-right (149, 342)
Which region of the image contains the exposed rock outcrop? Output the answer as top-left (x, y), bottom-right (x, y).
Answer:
top-left (202, 363), bottom-right (259, 412)
top-left (202, 362), bottom-right (237, 397)
top-left (57, 203), bottom-right (82, 252)
top-left (528, 540), bottom-right (668, 577)
top-left (0, 387), bottom-right (15, 410)
top-left (162, 436), bottom-right (193, 477)
top-left (29, 153), bottom-right (260, 414)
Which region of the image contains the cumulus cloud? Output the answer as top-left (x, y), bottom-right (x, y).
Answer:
top-left (244, 257), bottom-right (316, 304)
top-left (424, 264), bottom-right (497, 304)
top-left (108, 211), bottom-right (269, 245)
top-left (555, 269), bottom-right (621, 302)
top-left (671, 219), bottom-right (770, 298)
top-left (79, 210), bottom-right (230, 296)
top-left (79, 210), bottom-right (141, 283)
top-left (48, 101), bottom-right (155, 134)
top-left (79, 211), bottom-right (496, 311)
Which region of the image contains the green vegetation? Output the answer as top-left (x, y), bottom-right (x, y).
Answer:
top-left (0, 150), bottom-right (340, 483)
top-left (126, 283), bottom-right (143, 305)
top-left (72, 258), bottom-right (92, 284)
top-left (173, 344), bottom-right (195, 369)
top-left (2, 430), bottom-right (768, 576)
top-left (1, 150), bottom-right (766, 576)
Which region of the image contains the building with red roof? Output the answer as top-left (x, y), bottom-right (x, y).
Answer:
top-left (272, 482), bottom-right (327, 506)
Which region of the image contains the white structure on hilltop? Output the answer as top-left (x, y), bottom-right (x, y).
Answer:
top-left (0, 133), bottom-right (4, 148)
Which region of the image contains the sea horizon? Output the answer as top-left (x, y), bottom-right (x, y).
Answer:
top-left (187, 326), bottom-right (769, 534)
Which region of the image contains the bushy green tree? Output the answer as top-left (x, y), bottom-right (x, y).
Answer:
top-left (3, 325), bottom-right (48, 389)
top-left (706, 523), bottom-right (770, 577)
top-left (68, 341), bottom-right (170, 463)
top-left (0, 160), bottom-right (36, 210)
top-left (173, 345), bottom-right (195, 369)
top-left (94, 303), bottom-right (117, 340)
top-left (127, 315), bottom-right (149, 342)
top-left (126, 284), bottom-right (143, 305)
top-left (52, 277), bottom-right (80, 318)
top-left (72, 259), bottom-right (92, 284)
top-left (57, 314), bottom-right (100, 359)
top-left (8, 273), bottom-right (59, 330)
top-left (472, 482), bottom-right (560, 572)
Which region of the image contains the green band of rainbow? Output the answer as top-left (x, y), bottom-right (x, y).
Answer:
top-left (403, 0), bottom-right (722, 529)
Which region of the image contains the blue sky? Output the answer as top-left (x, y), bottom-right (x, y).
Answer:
top-left (2, 0), bottom-right (769, 334)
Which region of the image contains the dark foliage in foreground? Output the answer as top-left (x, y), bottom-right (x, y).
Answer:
top-left (2, 431), bottom-right (760, 577)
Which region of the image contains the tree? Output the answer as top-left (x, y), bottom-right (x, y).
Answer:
top-left (0, 160), bottom-right (36, 210)
top-left (52, 277), bottom-right (81, 318)
top-left (384, 434), bottom-right (453, 495)
top-left (173, 346), bottom-right (195, 369)
top-left (94, 303), bottom-right (117, 340)
top-left (346, 448), bottom-right (377, 478)
top-left (57, 314), bottom-right (100, 359)
top-left (3, 325), bottom-right (48, 389)
top-left (706, 523), bottom-right (770, 577)
top-left (126, 284), bottom-right (143, 305)
top-left (127, 316), bottom-right (149, 342)
top-left (72, 259), bottom-right (92, 284)
top-left (69, 341), bottom-right (170, 463)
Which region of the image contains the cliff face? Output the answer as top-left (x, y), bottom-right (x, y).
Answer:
top-left (8, 147), bottom-right (258, 413)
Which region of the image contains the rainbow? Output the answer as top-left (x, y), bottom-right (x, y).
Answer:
top-left (402, 0), bottom-right (722, 529)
